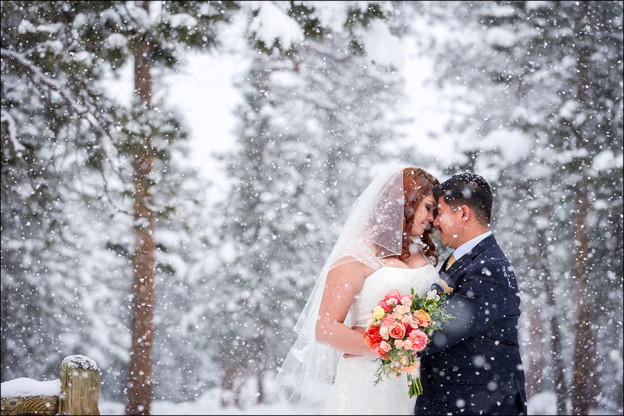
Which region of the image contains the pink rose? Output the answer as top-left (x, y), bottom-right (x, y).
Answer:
top-left (382, 291), bottom-right (404, 307)
top-left (376, 340), bottom-right (391, 359)
top-left (400, 296), bottom-right (413, 306)
top-left (384, 290), bottom-right (402, 302)
top-left (409, 329), bottom-right (428, 351)
top-left (401, 315), bottom-right (414, 325)
top-left (381, 316), bottom-right (395, 328)
top-left (379, 299), bottom-right (393, 313)
top-left (395, 304), bottom-right (410, 316)
top-left (401, 339), bottom-right (414, 350)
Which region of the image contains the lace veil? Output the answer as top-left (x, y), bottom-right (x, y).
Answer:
top-left (274, 164), bottom-right (410, 405)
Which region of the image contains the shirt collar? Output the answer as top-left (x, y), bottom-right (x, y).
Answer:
top-left (452, 231), bottom-right (492, 260)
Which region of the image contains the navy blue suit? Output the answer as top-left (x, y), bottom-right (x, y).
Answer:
top-left (415, 235), bottom-right (527, 415)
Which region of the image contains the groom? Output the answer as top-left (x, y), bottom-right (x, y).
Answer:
top-left (415, 173), bottom-right (527, 415)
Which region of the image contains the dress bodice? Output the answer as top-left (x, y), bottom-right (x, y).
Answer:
top-left (349, 264), bottom-right (440, 327)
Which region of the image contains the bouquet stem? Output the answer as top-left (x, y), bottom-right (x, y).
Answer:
top-left (407, 374), bottom-right (423, 397)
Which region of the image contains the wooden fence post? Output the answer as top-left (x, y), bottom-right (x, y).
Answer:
top-left (58, 355), bottom-right (100, 415)
top-left (0, 391), bottom-right (58, 415)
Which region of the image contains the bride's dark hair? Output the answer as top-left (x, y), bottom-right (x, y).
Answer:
top-left (400, 168), bottom-right (439, 265)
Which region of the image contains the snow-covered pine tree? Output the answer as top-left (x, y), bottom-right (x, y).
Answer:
top-left (1, 0), bottom-right (129, 386)
top-left (1, 0), bottom-right (239, 408)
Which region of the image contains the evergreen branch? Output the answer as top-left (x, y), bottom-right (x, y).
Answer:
top-left (1, 48), bottom-right (131, 216)
top-left (0, 108), bottom-right (24, 159)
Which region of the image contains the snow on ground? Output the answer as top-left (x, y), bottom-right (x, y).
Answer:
top-left (100, 386), bottom-right (318, 415)
top-left (3, 377), bottom-right (615, 415)
top-left (98, 390), bottom-right (618, 416)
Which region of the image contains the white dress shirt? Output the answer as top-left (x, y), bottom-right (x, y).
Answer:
top-left (452, 231), bottom-right (492, 260)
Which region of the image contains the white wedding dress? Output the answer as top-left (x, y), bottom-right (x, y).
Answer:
top-left (321, 264), bottom-right (440, 415)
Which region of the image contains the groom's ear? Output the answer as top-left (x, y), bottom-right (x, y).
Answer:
top-left (460, 205), bottom-right (470, 221)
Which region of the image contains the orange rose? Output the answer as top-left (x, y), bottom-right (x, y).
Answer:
top-left (388, 322), bottom-right (407, 339)
top-left (363, 325), bottom-right (383, 350)
top-left (413, 309), bottom-right (432, 327)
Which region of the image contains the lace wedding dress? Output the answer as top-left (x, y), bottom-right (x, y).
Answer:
top-left (321, 264), bottom-right (440, 415)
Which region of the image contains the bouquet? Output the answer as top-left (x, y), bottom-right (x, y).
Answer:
top-left (363, 285), bottom-right (452, 397)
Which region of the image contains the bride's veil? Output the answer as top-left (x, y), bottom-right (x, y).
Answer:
top-left (274, 164), bottom-right (408, 406)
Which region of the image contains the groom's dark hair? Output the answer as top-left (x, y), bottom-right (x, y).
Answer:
top-left (434, 173), bottom-right (493, 225)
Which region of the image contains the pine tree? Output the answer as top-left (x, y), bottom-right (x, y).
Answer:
top-left (1, 0), bottom-right (238, 408)
top-left (1, 0), bottom-right (128, 384)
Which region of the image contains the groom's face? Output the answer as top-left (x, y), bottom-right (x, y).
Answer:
top-left (434, 197), bottom-right (464, 249)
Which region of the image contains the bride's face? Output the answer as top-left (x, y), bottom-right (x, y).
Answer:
top-left (409, 194), bottom-right (436, 237)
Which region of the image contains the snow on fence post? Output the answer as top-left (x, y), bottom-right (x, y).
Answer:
top-left (58, 355), bottom-right (100, 415)
top-left (0, 355), bottom-right (100, 416)
top-left (0, 381), bottom-right (59, 415)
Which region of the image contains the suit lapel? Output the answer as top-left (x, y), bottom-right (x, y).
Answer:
top-left (441, 235), bottom-right (496, 291)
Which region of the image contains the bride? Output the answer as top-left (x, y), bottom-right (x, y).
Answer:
top-left (275, 166), bottom-right (449, 414)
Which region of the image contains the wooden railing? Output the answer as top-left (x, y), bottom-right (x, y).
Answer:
top-left (1, 355), bottom-right (100, 415)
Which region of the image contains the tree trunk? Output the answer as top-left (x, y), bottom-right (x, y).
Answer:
top-left (542, 273), bottom-right (568, 415)
top-left (534, 224), bottom-right (569, 415)
top-left (571, 3), bottom-right (597, 414)
top-left (256, 332), bottom-right (265, 404)
top-left (220, 366), bottom-right (236, 408)
top-left (126, 2), bottom-right (155, 415)
top-left (220, 363), bottom-right (246, 409)
top-left (525, 306), bottom-right (544, 399)
top-left (571, 185), bottom-right (594, 415)
top-left (519, 187), bottom-right (570, 414)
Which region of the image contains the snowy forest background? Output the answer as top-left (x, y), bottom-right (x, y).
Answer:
top-left (1, 1), bottom-right (622, 415)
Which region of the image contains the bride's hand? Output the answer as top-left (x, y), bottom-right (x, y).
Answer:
top-left (351, 325), bottom-right (366, 334)
top-left (343, 326), bottom-right (369, 358)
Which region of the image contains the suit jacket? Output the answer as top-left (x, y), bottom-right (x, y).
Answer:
top-left (414, 234), bottom-right (527, 415)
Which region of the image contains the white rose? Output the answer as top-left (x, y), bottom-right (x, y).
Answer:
top-left (380, 326), bottom-right (389, 340)
top-left (426, 290), bottom-right (440, 301)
